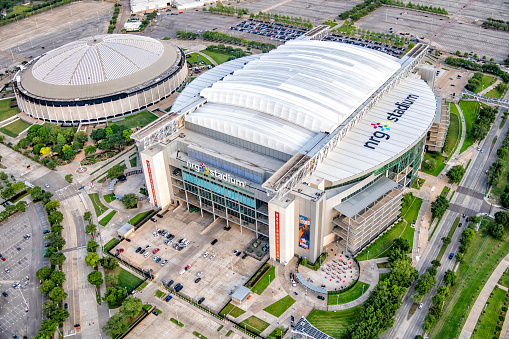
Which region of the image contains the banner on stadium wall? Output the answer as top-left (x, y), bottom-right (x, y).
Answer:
top-left (299, 215), bottom-right (310, 250)
top-left (146, 160), bottom-right (157, 205)
top-left (275, 212), bottom-right (280, 260)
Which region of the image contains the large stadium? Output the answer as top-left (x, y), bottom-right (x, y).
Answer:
top-left (13, 34), bottom-right (188, 124)
top-left (132, 39), bottom-right (437, 264)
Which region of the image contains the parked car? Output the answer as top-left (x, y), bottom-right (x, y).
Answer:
top-left (156, 214), bottom-right (163, 218)
top-left (167, 280), bottom-right (174, 287)
top-left (2, 292), bottom-right (7, 297)
top-left (317, 296), bottom-right (325, 300)
top-left (152, 248), bottom-right (160, 254)
top-left (161, 260), bottom-right (167, 266)
top-left (140, 249), bottom-right (145, 254)
top-left (202, 252), bottom-right (208, 258)
top-left (144, 252), bottom-right (151, 258)
top-left (64, 303), bottom-right (68, 310)
top-left (211, 239), bottom-right (218, 245)
top-left (150, 218), bottom-right (157, 222)
top-left (198, 297), bottom-right (205, 304)
top-left (155, 257), bottom-right (162, 263)
top-left (165, 295), bottom-right (173, 302)
top-left (196, 272), bottom-right (202, 277)
top-left (195, 278), bottom-right (201, 283)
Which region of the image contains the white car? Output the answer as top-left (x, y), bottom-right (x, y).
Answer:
top-left (418, 303), bottom-right (424, 309)
top-left (291, 279), bottom-right (296, 287)
top-left (196, 271), bottom-right (202, 277)
top-left (153, 233), bottom-right (159, 239)
top-left (202, 252), bottom-right (208, 258)
top-left (144, 252), bottom-right (151, 258)
top-left (161, 260), bottom-right (168, 266)
top-left (153, 256), bottom-right (159, 261)
top-left (44, 184), bottom-right (49, 188)
top-left (209, 255), bottom-right (215, 260)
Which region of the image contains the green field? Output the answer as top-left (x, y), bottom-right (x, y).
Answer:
top-left (10, 4), bottom-right (30, 14)
top-left (107, 266), bottom-right (144, 293)
top-left (499, 270), bottom-right (509, 288)
top-left (200, 50), bottom-right (231, 64)
top-left (356, 195), bottom-right (422, 261)
top-left (251, 266), bottom-right (275, 295)
top-left (0, 99), bottom-right (20, 122)
top-left (471, 74), bottom-right (496, 94)
top-left (239, 316), bottom-right (270, 335)
top-left (99, 210), bottom-right (117, 226)
top-left (110, 111), bottom-right (158, 130)
top-left (89, 193), bottom-right (108, 217)
top-left (263, 295), bottom-right (295, 317)
top-left (130, 211), bottom-right (151, 224)
top-left (307, 306), bottom-right (362, 339)
top-left (421, 152), bottom-right (447, 176)
top-left (444, 104), bottom-right (461, 156)
top-left (431, 218), bottom-right (509, 338)
top-left (0, 119), bottom-right (31, 137)
top-left (219, 303), bottom-right (246, 318)
top-left (186, 53), bottom-right (212, 65)
top-left (485, 86), bottom-right (505, 99)
top-left (328, 282), bottom-right (369, 305)
top-left (267, 326), bottom-right (287, 339)
top-left (436, 217), bottom-right (460, 261)
top-left (130, 156), bottom-right (137, 167)
top-left (471, 287), bottom-right (507, 339)
top-left (459, 100), bottom-right (484, 154)
top-left (104, 194), bottom-right (115, 203)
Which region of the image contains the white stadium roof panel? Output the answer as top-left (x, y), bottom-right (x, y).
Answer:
top-left (313, 75), bottom-right (437, 184)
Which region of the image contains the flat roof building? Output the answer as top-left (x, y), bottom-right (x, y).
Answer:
top-left (132, 41), bottom-right (436, 264)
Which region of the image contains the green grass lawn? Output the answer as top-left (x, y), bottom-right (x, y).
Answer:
top-left (471, 74), bottom-right (496, 94)
top-left (471, 287), bottom-right (506, 339)
top-left (411, 177), bottom-right (425, 190)
top-left (489, 153), bottom-right (509, 199)
top-left (251, 266), bottom-right (275, 295)
top-left (186, 53), bottom-right (212, 65)
top-left (307, 306), bottom-right (362, 339)
top-left (110, 111), bottom-right (158, 130)
top-left (0, 98), bottom-right (20, 122)
top-left (104, 194), bottom-right (115, 203)
top-left (200, 50), bottom-right (231, 64)
top-left (328, 282), bottom-right (369, 305)
top-left (356, 195), bottom-right (421, 261)
top-left (239, 316), bottom-right (270, 335)
top-left (89, 193), bottom-right (108, 217)
top-left (431, 218), bottom-right (509, 338)
top-left (263, 295), bottom-right (295, 317)
top-left (436, 217), bottom-right (459, 261)
top-left (99, 210), bottom-right (117, 226)
top-left (459, 100), bottom-right (485, 154)
top-left (155, 290), bottom-right (165, 298)
top-left (421, 152), bottom-right (446, 176)
top-left (220, 303), bottom-right (246, 318)
top-left (444, 104), bottom-right (461, 156)
top-left (130, 211), bottom-right (151, 224)
top-left (10, 4), bottom-right (30, 14)
top-left (485, 86), bottom-right (505, 98)
top-left (130, 156), bottom-right (137, 167)
top-left (267, 326), bottom-right (287, 339)
top-left (0, 119), bottom-right (31, 137)
top-left (499, 271), bottom-right (509, 288)
top-left (115, 267), bottom-right (143, 293)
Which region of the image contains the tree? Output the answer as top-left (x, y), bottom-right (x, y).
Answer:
top-left (87, 240), bottom-right (99, 253)
top-left (50, 252), bottom-right (66, 266)
top-left (120, 297), bottom-right (142, 318)
top-left (88, 271), bottom-right (104, 286)
top-left (123, 129), bottom-right (133, 141)
top-left (75, 131), bottom-right (88, 144)
top-left (121, 193), bottom-right (138, 209)
top-left (38, 319), bottom-right (57, 337)
top-left (437, 285), bottom-right (449, 297)
top-left (107, 164), bottom-right (125, 179)
top-left (393, 238), bottom-right (410, 252)
top-left (424, 158), bottom-right (436, 170)
top-left (495, 211), bottom-right (509, 227)
top-left (488, 223), bottom-right (505, 240)
top-left (40, 279), bottom-right (56, 295)
top-left (422, 313), bottom-right (436, 332)
top-left (103, 312), bottom-right (129, 338)
top-left (42, 300), bottom-right (57, 317)
top-left (48, 286), bottom-right (68, 302)
top-left (85, 145), bottom-right (97, 156)
top-left (36, 266), bottom-right (54, 281)
top-left (441, 236), bottom-right (451, 246)
top-left (86, 252), bottom-right (100, 268)
top-left (106, 273), bottom-right (119, 286)
top-left (411, 292), bottom-right (423, 303)
top-left (50, 307), bottom-right (69, 323)
top-left (91, 128), bottom-right (107, 141)
top-left (415, 272), bottom-right (437, 296)
top-left (387, 257), bottom-right (418, 287)
top-left (446, 165), bottom-right (465, 184)
top-left (103, 286), bottom-right (127, 307)
top-left (100, 256), bottom-right (118, 270)
top-left (62, 144), bottom-right (76, 160)
top-left (16, 201), bottom-right (26, 212)
top-left (85, 223), bottom-right (97, 234)
top-left (456, 50), bottom-right (461, 55)
top-left (431, 259), bottom-right (441, 268)
top-left (65, 174), bottom-right (73, 183)
top-left (12, 181), bottom-right (24, 192)
top-left (84, 211), bottom-right (92, 222)
top-left (51, 270), bottom-right (66, 285)
top-left (51, 224), bottom-right (63, 235)
top-left (46, 233), bottom-right (66, 250)
top-left (444, 270), bottom-right (456, 286)
top-left (45, 200), bottom-right (60, 213)
top-left (40, 146), bottom-right (51, 156)
top-left (57, 133), bottom-right (66, 146)
top-left (48, 211), bottom-right (63, 225)
top-left (431, 196), bottom-right (449, 220)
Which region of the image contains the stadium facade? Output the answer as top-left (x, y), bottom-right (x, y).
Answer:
top-left (13, 34), bottom-right (188, 125)
top-left (132, 40), bottom-right (437, 264)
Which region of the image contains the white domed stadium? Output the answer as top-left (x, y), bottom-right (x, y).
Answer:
top-left (14, 34), bottom-right (188, 124)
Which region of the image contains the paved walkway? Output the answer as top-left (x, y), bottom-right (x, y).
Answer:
top-left (460, 253), bottom-right (509, 338)
top-left (197, 51), bottom-right (218, 66)
top-left (478, 79), bottom-right (501, 96)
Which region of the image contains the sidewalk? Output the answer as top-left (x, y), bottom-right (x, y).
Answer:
top-left (478, 79), bottom-right (501, 96)
top-left (460, 253), bottom-right (509, 338)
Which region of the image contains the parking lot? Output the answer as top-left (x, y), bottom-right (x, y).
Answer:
top-left (0, 211), bottom-right (40, 339)
top-left (113, 206), bottom-right (267, 312)
top-left (230, 20), bottom-right (308, 42)
top-left (323, 35), bottom-right (405, 58)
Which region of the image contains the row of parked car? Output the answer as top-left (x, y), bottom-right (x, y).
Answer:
top-left (230, 20), bottom-right (307, 42)
top-left (323, 35), bottom-right (405, 58)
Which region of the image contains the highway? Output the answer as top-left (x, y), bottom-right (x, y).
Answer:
top-left (385, 107), bottom-right (509, 339)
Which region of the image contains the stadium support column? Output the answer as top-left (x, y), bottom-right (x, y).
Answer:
top-left (140, 144), bottom-right (173, 209)
top-left (268, 196), bottom-right (295, 265)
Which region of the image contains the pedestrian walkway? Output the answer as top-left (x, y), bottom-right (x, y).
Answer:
top-left (459, 253), bottom-right (509, 338)
top-left (478, 79), bottom-right (501, 96)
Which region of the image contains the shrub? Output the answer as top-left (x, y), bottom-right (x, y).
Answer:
top-left (502, 306), bottom-right (508, 312)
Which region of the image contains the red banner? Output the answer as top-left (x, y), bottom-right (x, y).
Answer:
top-left (275, 211), bottom-right (280, 260)
top-left (146, 160), bottom-right (157, 205)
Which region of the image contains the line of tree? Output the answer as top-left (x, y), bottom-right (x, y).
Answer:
top-left (108, 3), bottom-right (121, 34)
top-left (201, 31), bottom-right (276, 52)
top-left (347, 238), bottom-right (418, 338)
top-left (176, 30), bottom-right (197, 39)
top-left (489, 130), bottom-right (509, 206)
top-left (411, 266), bottom-right (437, 303)
top-left (250, 12), bottom-right (312, 29)
top-left (0, 173), bottom-right (27, 221)
top-left (33, 189), bottom-right (69, 339)
top-left (89, 124), bottom-right (132, 153)
top-left (103, 297), bottom-right (144, 338)
top-left (470, 105), bottom-right (497, 144)
top-left (446, 165), bottom-right (466, 184)
top-left (205, 3), bottom-right (248, 17)
top-left (140, 10), bottom-right (157, 32)
top-left (465, 72), bottom-right (487, 92)
top-left (431, 195), bottom-right (449, 221)
top-left (0, 0), bottom-right (79, 27)
top-left (445, 57), bottom-right (509, 83)
top-left (339, 0), bottom-right (447, 22)
top-left (482, 18), bottom-right (509, 31)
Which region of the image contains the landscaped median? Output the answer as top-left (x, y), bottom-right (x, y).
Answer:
top-left (263, 295), bottom-right (295, 317)
top-left (89, 193), bottom-right (108, 217)
top-left (99, 210), bottom-right (117, 226)
top-left (244, 262), bottom-right (275, 295)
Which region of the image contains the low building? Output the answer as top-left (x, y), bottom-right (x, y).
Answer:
top-left (117, 223), bottom-right (135, 238)
top-left (426, 97), bottom-right (449, 152)
top-left (124, 21), bottom-right (142, 32)
top-left (230, 286), bottom-right (251, 304)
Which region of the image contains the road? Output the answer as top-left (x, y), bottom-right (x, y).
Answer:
top-left (385, 107), bottom-right (509, 339)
